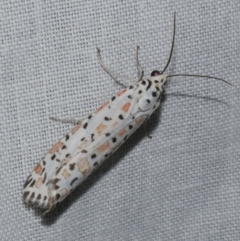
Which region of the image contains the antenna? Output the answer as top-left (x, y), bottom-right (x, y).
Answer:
top-left (160, 12), bottom-right (233, 87)
top-left (160, 12), bottom-right (176, 74)
top-left (167, 73), bottom-right (233, 86)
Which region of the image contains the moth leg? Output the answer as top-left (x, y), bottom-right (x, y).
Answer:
top-left (144, 118), bottom-right (152, 139)
top-left (97, 48), bottom-right (137, 84)
top-left (136, 46), bottom-right (144, 81)
top-left (42, 204), bottom-right (56, 217)
top-left (49, 117), bottom-right (83, 125)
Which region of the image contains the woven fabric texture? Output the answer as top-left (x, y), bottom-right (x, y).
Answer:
top-left (1, 1), bottom-right (240, 240)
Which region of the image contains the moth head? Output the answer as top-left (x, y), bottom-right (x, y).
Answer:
top-left (149, 13), bottom-right (232, 88)
top-left (150, 70), bottom-right (167, 87)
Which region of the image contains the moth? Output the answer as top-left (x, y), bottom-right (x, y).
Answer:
top-left (23, 13), bottom-right (232, 215)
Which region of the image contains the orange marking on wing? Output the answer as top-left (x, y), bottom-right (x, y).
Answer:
top-left (71, 123), bottom-right (82, 134)
top-left (117, 88), bottom-right (127, 96)
top-left (118, 129), bottom-right (127, 137)
top-left (61, 169), bottom-right (70, 179)
top-left (97, 141), bottom-right (110, 153)
top-left (35, 178), bottom-right (43, 188)
top-left (112, 121), bottom-right (118, 127)
top-left (78, 158), bottom-right (91, 175)
top-left (135, 116), bottom-right (145, 124)
top-left (95, 101), bottom-right (109, 113)
top-left (61, 155), bottom-right (72, 165)
top-left (60, 188), bottom-right (69, 200)
top-left (49, 195), bottom-right (56, 206)
top-left (34, 164), bottom-right (42, 174)
top-left (49, 142), bottom-right (64, 154)
top-left (78, 139), bottom-right (89, 150)
top-left (96, 123), bottom-right (107, 135)
top-left (121, 102), bottom-right (131, 112)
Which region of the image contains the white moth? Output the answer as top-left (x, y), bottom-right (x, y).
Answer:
top-left (23, 13), bottom-right (232, 215)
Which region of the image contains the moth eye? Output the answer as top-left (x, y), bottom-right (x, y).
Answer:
top-left (151, 70), bottom-right (160, 77)
top-left (154, 80), bottom-right (159, 83)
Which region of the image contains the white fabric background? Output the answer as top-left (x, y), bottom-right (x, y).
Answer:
top-left (1, 1), bottom-right (240, 240)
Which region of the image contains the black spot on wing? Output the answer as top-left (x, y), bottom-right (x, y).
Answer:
top-left (25, 174), bottom-right (31, 182)
top-left (43, 173), bottom-right (47, 184)
top-left (46, 178), bottom-right (60, 187)
top-left (30, 180), bottom-right (36, 187)
top-left (65, 134), bottom-right (70, 141)
top-left (30, 192), bottom-right (35, 200)
top-left (91, 154), bottom-right (96, 159)
top-left (70, 177), bottom-right (78, 186)
top-left (51, 154), bottom-right (56, 160)
top-left (69, 163), bottom-right (76, 170)
top-left (56, 166), bottom-right (63, 175)
top-left (83, 123), bottom-right (88, 129)
top-left (118, 114), bottom-right (124, 120)
top-left (104, 116), bottom-right (111, 121)
top-left (23, 191), bottom-right (30, 199)
top-left (23, 177), bottom-right (33, 189)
